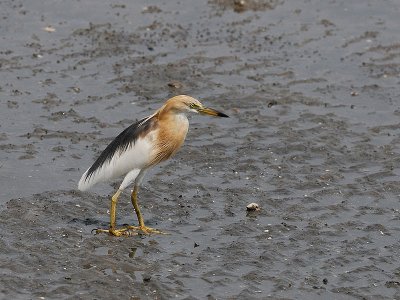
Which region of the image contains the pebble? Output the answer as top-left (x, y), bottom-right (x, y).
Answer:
top-left (246, 202), bottom-right (260, 211)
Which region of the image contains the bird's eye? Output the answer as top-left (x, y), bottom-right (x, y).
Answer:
top-left (189, 103), bottom-right (197, 109)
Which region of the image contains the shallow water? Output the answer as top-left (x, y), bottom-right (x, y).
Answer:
top-left (1, 0), bottom-right (400, 299)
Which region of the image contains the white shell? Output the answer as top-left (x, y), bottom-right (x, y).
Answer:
top-left (246, 202), bottom-right (260, 211)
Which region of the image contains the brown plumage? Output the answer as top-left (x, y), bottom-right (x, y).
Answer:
top-left (78, 95), bottom-right (228, 236)
top-left (149, 99), bottom-right (190, 166)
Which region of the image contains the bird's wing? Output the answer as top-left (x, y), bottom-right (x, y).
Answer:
top-left (78, 113), bottom-right (158, 191)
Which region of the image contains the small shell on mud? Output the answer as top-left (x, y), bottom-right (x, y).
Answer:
top-left (43, 26), bottom-right (56, 32)
top-left (246, 202), bottom-right (260, 211)
top-left (234, 0), bottom-right (246, 6)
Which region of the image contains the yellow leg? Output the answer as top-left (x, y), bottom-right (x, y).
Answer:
top-left (110, 189), bottom-right (121, 230)
top-left (127, 186), bottom-right (165, 235)
top-left (131, 186), bottom-right (144, 227)
top-left (94, 187), bottom-right (166, 236)
top-left (95, 189), bottom-right (138, 237)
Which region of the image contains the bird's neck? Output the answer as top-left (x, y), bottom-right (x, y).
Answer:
top-left (147, 109), bottom-right (189, 166)
top-left (158, 104), bottom-right (186, 122)
top-left (157, 109), bottom-right (188, 137)
top-left (162, 112), bottom-right (188, 129)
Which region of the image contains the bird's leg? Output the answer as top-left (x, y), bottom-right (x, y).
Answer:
top-left (131, 186), bottom-right (144, 227)
top-left (127, 186), bottom-right (165, 235)
top-left (109, 189), bottom-right (121, 232)
top-left (95, 189), bottom-right (135, 237)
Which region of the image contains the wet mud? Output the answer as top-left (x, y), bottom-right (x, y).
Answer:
top-left (1, 0), bottom-right (400, 299)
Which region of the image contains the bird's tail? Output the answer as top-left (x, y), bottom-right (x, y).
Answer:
top-left (78, 169), bottom-right (96, 191)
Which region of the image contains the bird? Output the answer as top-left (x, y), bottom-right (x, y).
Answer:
top-left (78, 95), bottom-right (229, 236)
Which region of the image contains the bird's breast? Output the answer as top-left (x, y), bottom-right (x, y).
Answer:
top-left (170, 113), bottom-right (189, 135)
top-left (148, 114), bottom-right (189, 166)
top-left (161, 113), bottom-right (189, 150)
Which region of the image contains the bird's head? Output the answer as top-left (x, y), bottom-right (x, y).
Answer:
top-left (164, 95), bottom-right (229, 118)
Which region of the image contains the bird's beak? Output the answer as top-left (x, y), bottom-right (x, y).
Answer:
top-left (198, 107), bottom-right (229, 118)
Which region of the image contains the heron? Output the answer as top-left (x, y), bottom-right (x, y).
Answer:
top-left (78, 95), bottom-right (229, 236)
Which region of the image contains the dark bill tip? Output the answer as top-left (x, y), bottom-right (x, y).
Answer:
top-left (199, 107), bottom-right (229, 118)
top-left (217, 111), bottom-right (229, 118)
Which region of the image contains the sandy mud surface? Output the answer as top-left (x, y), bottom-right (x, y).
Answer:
top-left (1, 0), bottom-right (400, 299)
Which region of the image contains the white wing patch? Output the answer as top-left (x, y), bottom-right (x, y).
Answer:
top-left (78, 133), bottom-right (155, 191)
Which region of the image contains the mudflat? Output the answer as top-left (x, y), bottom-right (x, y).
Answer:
top-left (1, 0), bottom-right (400, 299)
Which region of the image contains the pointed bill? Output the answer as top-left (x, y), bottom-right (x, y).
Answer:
top-left (198, 107), bottom-right (229, 118)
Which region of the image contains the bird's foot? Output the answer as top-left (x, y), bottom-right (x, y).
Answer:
top-left (92, 225), bottom-right (167, 236)
top-left (92, 227), bottom-right (139, 237)
top-left (126, 225), bottom-right (167, 235)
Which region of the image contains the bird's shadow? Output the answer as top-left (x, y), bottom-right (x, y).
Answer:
top-left (68, 217), bottom-right (106, 227)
